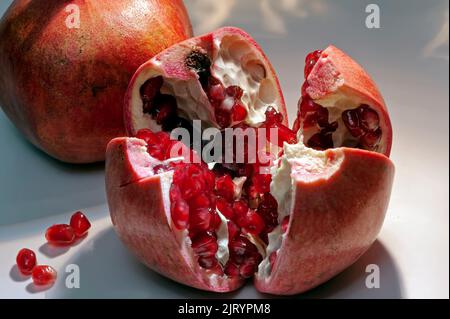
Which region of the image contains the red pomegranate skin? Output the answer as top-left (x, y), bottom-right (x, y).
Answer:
top-left (254, 148), bottom-right (395, 295)
top-left (106, 138), bottom-right (244, 292)
top-left (0, 0), bottom-right (192, 163)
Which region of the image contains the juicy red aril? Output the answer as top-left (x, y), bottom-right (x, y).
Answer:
top-left (171, 199), bottom-right (189, 229)
top-left (252, 173), bottom-right (271, 194)
top-left (307, 132), bottom-right (334, 150)
top-left (360, 105), bottom-right (380, 131)
top-left (233, 200), bottom-right (249, 217)
top-left (191, 232), bottom-right (218, 258)
top-left (342, 105), bottom-right (382, 150)
top-left (16, 248), bottom-right (36, 276)
top-left (227, 221), bottom-right (240, 240)
top-left (264, 107), bottom-right (297, 147)
top-left (304, 50), bottom-right (322, 79)
top-left (226, 86), bottom-right (244, 99)
top-left (265, 106), bottom-right (284, 125)
top-left (32, 265), bottom-right (57, 286)
top-left (224, 262), bottom-right (240, 277)
top-left (215, 175), bottom-right (235, 202)
top-left (229, 236), bottom-right (258, 258)
top-left (217, 197), bottom-right (234, 219)
top-left (208, 83), bottom-right (225, 102)
top-left (239, 254), bottom-right (261, 278)
top-left (361, 128), bottom-right (382, 148)
top-left (231, 102), bottom-right (248, 122)
top-left (300, 97), bottom-right (329, 129)
top-left (70, 211), bottom-right (91, 237)
top-left (189, 208), bottom-right (212, 234)
top-left (141, 76), bottom-right (164, 114)
top-left (189, 193), bottom-right (211, 210)
top-left (215, 108), bottom-right (232, 128)
top-left (239, 210), bottom-right (265, 235)
top-left (45, 224), bottom-right (75, 245)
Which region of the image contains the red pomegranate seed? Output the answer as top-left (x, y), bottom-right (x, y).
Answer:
top-left (224, 261), bottom-right (240, 277)
top-left (32, 265), bottom-right (57, 286)
top-left (265, 106), bottom-right (283, 125)
top-left (136, 129), bottom-right (157, 144)
top-left (227, 221), bottom-right (240, 240)
top-left (217, 197), bottom-right (234, 219)
top-left (229, 236), bottom-right (258, 258)
top-left (361, 128), bottom-right (382, 148)
top-left (304, 50), bottom-right (322, 78)
top-left (252, 173), bottom-right (272, 194)
top-left (191, 232), bottom-right (218, 258)
top-left (215, 175), bottom-right (235, 202)
top-left (45, 224), bottom-right (75, 245)
top-left (231, 102), bottom-right (248, 122)
top-left (189, 193), bottom-right (211, 210)
top-left (226, 85), bottom-right (244, 99)
top-left (240, 210), bottom-right (265, 235)
top-left (342, 109), bottom-right (364, 137)
top-left (233, 199), bottom-right (249, 216)
top-left (140, 76), bottom-right (164, 113)
top-left (360, 105), bottom-right (380, 131)
top-left (208, 83), bottom-right (225, 102)
top-left (209, 211), bottom-right (222, 230)
top-left (69, 211), bottom-right (91, 237)
top-left (215, 108), bottom-right (232, 128)
top-left (156, 98), bottom-right (177, 124)
top-left (239, 252), bottom-right (262, 278)
top-left (307, 132), bottom-right (334, 150)
top-left (189, 208), bottom-right (212, 233)
top-left (171, 199), bottom-right (189, 229)
top-left (300, 97), bottom-right (329, 128)
top-left (16, 248), bottom-right (37, 276)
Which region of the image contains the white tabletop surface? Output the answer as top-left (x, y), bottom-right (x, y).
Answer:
top-left (0, 0), bottom-right (448, 299)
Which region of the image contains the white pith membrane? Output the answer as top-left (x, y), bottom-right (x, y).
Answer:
top-left (129, 34), bottom-right (283, 133)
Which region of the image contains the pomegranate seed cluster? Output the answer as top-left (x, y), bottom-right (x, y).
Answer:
top-left (294, 49), bottom-right (383, 151)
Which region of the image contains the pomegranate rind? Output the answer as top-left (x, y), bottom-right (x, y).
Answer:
top-left (124, 26), bottom-right (287, 136)
top-left (0, 0), bottom-right (192, 163)
top-left (254, 148), bottom-right (395, 295)
top-left (304, 46), bottom-right (393, 156)
top-left (105, 137), bottom-right (244, 292)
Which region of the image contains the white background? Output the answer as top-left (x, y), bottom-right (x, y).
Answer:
top-left (0, 0), bottom-right (448, 298)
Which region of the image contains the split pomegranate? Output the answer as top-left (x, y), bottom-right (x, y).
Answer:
top-left (70, 211), bottom-right (91, 237)
top-left (0, 0), bottom-right (192, 163)
top-left (32, 265), bottom-right (57, 286)
top-left (45, 224), bottom-right (75, 246)
top-left (106, 29), bottom-right (394, 295)
top-left (16, 248), bottom-right (37, 276)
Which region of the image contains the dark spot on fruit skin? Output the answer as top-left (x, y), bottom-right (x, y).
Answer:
top-left (185, 49), bottom-right (212, 87)
top-left (91, 85), bottom-right (107, 97)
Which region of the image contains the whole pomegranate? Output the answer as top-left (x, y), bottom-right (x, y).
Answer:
top-left (0, 0), bottom-right (192, 163)
top-left (105, 28), bottom-right (394, 294)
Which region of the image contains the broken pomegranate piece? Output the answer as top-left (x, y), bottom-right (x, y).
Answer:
top-left (107, 30), bottom-right (394, 295)
top-left (294, 46), bottom-right (392, 156)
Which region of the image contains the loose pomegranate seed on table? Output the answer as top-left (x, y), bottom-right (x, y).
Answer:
top-left (70, 211), bottom-right (91, 237)
top-left (45, 224), bottom-right (75, 245)
top-left (32, 265), bottom-right (57, 286)
top-left (16, 248), bottom-right (37, 276)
